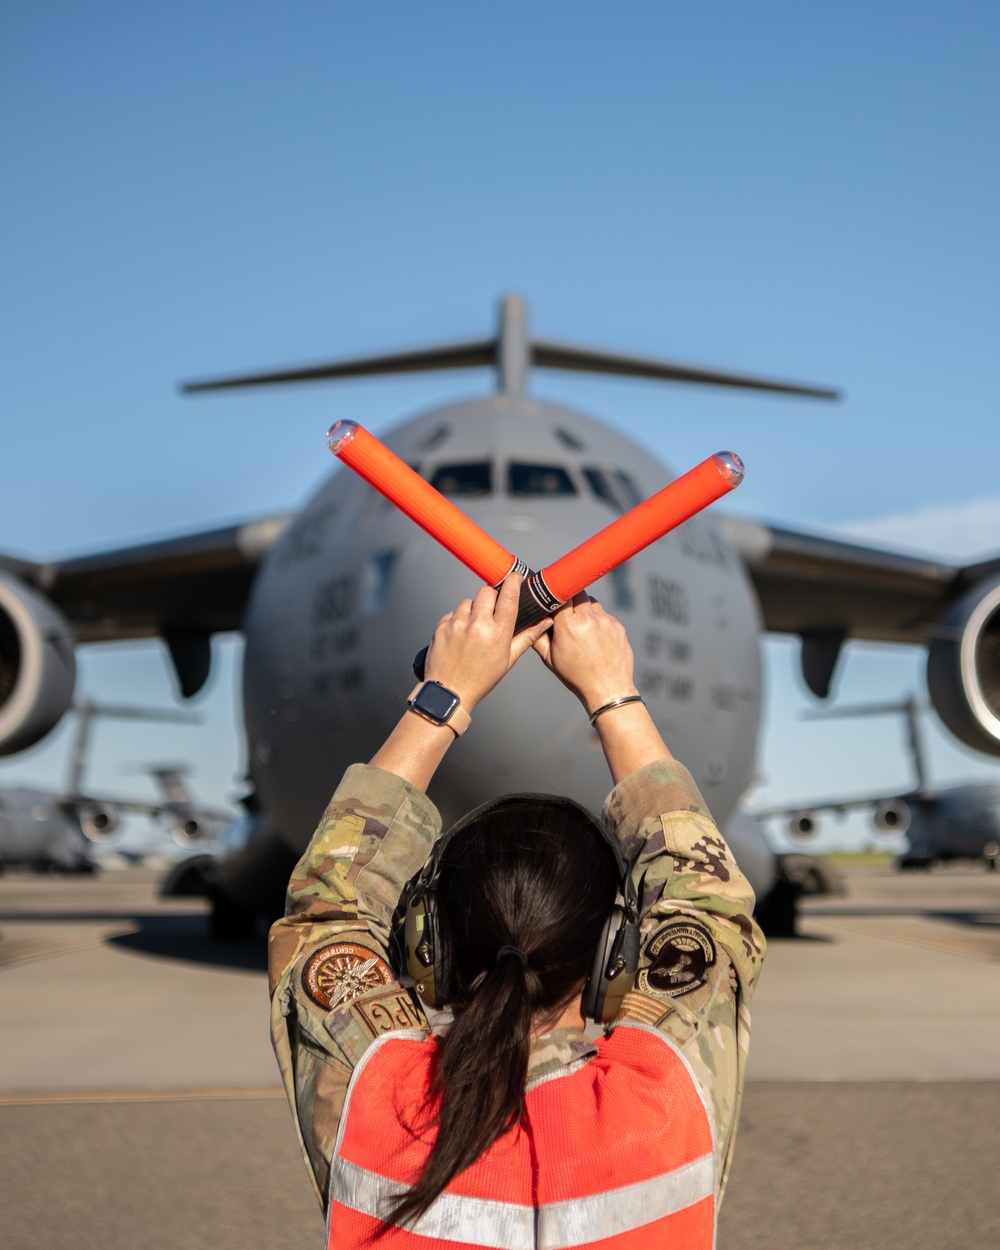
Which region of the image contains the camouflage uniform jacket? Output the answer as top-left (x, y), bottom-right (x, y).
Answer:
top-left (269, 758), bottom-right (765, 1209)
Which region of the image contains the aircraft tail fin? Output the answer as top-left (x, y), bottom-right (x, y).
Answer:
top-left (802, 695), bottom-right (929, 791)
top-left (66, 701), bottom-right (201, 795)
top-left (144, 765), bottom-right (193, 806)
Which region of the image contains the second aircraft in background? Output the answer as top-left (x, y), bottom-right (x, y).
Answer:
top-left (757, 696), bottom-right (1000, 870)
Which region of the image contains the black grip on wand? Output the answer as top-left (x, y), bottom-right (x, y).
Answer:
top-left (411, 573), bottom-right (560, 680)
top-left (513, 575), bottom-right (557, 632)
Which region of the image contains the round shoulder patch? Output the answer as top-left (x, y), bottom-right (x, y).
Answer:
top-left (638, 920), bottom-right (716, 998)
top-left (302, 942), bottom-right (395, 1010)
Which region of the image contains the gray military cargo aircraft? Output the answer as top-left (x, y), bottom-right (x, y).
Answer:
top-left (0, 699), bottom-right (220, 871)
top-left (758, 696), bottom-right (1000, 869)
top-left (140, 764), bottom-right (232, 848)
top-left (2, 296), bottom-right (998, 934)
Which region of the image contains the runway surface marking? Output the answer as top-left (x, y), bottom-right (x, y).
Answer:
top-left (808, 913), bottom-right (1000, 962)
top-left (0, 921), bottom-right (138, 967)
top-left (0, 1085), bottom-right (286, 1105)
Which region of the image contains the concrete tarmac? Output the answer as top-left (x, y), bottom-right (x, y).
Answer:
top-left (1, 864), bottom-right (998, 1248)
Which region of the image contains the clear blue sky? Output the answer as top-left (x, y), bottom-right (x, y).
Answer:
top-left (2, 3), bottom-right (999, 847)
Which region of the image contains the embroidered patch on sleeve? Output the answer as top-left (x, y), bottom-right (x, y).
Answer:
top-left (352, 989), bottom-right (426, 1040)
top-left (616, 990), bottom-right (672, 1028)
top-left (301, 942), bottom-right (395, 1010)
top-left (638, 920), bottom-right (716, 997)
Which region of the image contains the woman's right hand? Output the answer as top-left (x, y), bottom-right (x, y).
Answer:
top-left (532, 593), bottom-right (638, 715)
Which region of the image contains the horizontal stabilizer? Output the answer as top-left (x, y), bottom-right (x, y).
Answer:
top-left (181, 295), bottom-right (840, 401)
top-left (72, 700), bottom-right (201, 725)
top-left (182, 339), bottom-right (495, 393)
top-left (531, 337), bottom-right (839, 399)
top-left (802, 697), bottom-right (925, 721)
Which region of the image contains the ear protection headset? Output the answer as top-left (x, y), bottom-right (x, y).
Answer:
top-left (399, 794), bottom-right (640, 1025)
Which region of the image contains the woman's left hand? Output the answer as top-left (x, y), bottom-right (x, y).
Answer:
top-left (423, 574), bottom-right (551, 711)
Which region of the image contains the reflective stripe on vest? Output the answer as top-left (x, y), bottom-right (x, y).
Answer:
top-left (331, 1151), bottom-right (714, 1248)
top-left (327, 1026), bottom-right (716, 1249)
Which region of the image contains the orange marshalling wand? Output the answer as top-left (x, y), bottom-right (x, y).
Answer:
top-left (327, 421), bottom-right (524, 586)
top-left (516, 452), bottom-right (745, 626)
top-left (327, 421), bottom-right (744, 676)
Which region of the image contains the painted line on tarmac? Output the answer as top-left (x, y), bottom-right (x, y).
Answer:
top-left (0, 1086), bottom-right (286, 1106)
top-left (0, 923), bottom-right (138, 968)
top-left (810, 915), bottom-right (1000, 963)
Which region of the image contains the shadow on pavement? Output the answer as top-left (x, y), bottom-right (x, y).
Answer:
top-left (108, 915), bottom-right (268, 971)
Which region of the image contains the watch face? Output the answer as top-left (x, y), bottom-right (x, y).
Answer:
top-left (414, 682), bottom-right (460, 723)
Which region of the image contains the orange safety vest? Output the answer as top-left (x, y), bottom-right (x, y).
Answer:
top-left (326, 1022), bottom-right (716, 1249)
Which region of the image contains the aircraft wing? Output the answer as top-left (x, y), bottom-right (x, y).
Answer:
top-left (717, 516), bottom-right (1000, 703)
top-left (718, 516), bottom-right (976, 645)
top-left (0, 514), bottom-right (290, 719)
top-left (753, 788), bottom-right (921, 846)
top-left (56, 790), bottom-right (228, 820)
top-left (11, 510), bottom-right (974, 650)
top-left (753, 790), bottom-right (915, 821)
top-left (8, 514), bottom-right (291, 644)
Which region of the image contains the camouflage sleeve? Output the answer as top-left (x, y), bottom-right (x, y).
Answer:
top-left (268, 763), bottom-right (439, 1206)
top-left (602, 759), bottom-right (766, 1199)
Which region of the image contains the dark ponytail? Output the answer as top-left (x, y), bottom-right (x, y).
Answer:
top-left (391, 797), bottom-right (616, 1226)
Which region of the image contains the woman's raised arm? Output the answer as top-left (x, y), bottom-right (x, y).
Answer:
top-left (532, 593), bottom-right (673, 784)
top-left (370, 573), bottom-right (552, 790)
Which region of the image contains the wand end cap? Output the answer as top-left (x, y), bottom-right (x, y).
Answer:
top-left (327, 420), bottom-right (360, 455)
top-left (712, 451), bottom-right (745, 488)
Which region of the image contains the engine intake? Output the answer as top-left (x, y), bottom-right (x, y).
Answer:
top-left (79, 801), bottom-right (121, 841)
top-left (788, 811), bottom-right (819, 842)
top-left (927, 574), bottom-right (1000, 756)
top-left (0, 573), bottom-right (77, 756)
top-left (873, 798), bottom-right (910, 836)
top-left (171, 814), bottom-right (211, 846)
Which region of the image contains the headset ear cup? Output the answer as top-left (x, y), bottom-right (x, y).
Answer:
top-left (583, 906), bottom-right (641, 1024)
top-left (428, 886), bottom-right (448, 1007)
top-left (614, 919), bottom-right (640, 1014)
top-left (582, 908), bottom-right (619, 1022)
top-left (404, 887), bottom-right (441, 1008)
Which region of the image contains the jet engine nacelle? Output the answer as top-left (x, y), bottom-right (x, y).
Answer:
top-left (788, 811), bottom-right (819, 842)
top-left (171, 814), bottom-right (211, 846)
top-left (0, 573), bottom-right (77, 757)
top-left (79, 801), bottom-right (121, 841)
top-left (873, 798), bottom-right (910, 836)
top-left (927, 573), bottom-right (1000, 757)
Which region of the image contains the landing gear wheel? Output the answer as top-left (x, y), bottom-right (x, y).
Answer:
top-left (208, 888), bottom-right (258, 942)
top-left (755, 877), bottom-right (799, 938)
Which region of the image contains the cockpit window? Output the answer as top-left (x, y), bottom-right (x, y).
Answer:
top-left (508, 463), bottom-right (577, 496)
top-left (582, 467), bottom-right (622, 511)
top-left (420, 425), bottom-right (451, 451)
top-left (613, 470), bottom-right (644, 508)
top-left (430, 462), bottom-right (493, 496)
top-left (554, 427), bottom-right (586, 451)
top-left (361, 550), bottom-right (398, 614)
top-left (582, 466), bottom-right (644, 510)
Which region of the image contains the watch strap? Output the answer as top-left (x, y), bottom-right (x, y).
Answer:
top-left (407, 681), bottom-right (472, 737)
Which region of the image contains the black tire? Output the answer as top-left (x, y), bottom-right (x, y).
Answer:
top-left (755, 877), bottom-right (799, 937)
top-left (208, 888), bottom-right (258, 942)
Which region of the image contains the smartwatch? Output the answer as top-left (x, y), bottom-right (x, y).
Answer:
top-left (407, 681), bottom-right (472, 737)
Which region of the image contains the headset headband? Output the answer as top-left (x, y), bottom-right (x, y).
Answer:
top-left (436, 793), bottom-right (636, 913)
top-left (400, 792), bottom-right (639, 1022)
